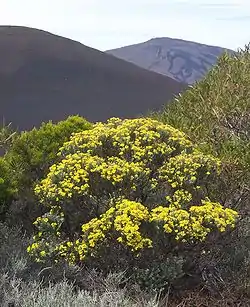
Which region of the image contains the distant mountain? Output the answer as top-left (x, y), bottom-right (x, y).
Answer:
top-left (106, 37), bottom-right (235, 84)
top-left (0, 26), bottom-right (186, 131)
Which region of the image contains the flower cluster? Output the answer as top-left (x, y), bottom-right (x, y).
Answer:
top-left (28, 117), bottom-right (238, 264)
top-left (158, 151), bottom-right (221, 189)
top-left (151, 198), bottom-right (238, 241)
top-left (27, 206), bottom-right (64, 262)
top-left (114, 199), bottom-right (152, 251)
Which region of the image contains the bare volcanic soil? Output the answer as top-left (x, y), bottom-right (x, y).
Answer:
top-left (0, 26), bottom-right (186, 131)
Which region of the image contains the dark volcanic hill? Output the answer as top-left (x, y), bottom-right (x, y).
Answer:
top-left (106, 37), bottom-right (235, 84)
top-left (0, 26), bottom-right (186, 131)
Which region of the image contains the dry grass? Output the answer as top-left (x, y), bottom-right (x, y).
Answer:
top-left (1, 222), bottom-right (249, 306)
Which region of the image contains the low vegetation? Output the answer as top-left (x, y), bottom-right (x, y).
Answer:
top-left (152, 45), bottom-right (250, 210)
top-left (0, 45), bottom-right (249, 306)
top-left (0, 116), bottom-right (92, 228)
top-left (27, 118), bottom-right (237, 271)
top-left (151, 44), bottom-right (250, 304)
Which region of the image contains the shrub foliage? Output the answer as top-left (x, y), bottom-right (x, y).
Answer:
top-left (1, 116), bottom-right (92, 227)
top-left (0, 158), bottom-right (16, 218)
top-left (5, 115), bottom-right (92, 192)
top-left (27, 118), bottom-right (238, 265)
top-left (151, 45), bottom-right (250, 296)
top-left (151, 46), bottom-right (250, 208)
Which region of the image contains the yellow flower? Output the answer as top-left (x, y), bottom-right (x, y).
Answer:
top-left (30, 117), bottom-right (238, 264)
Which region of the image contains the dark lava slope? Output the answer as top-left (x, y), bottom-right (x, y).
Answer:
top-left (0, 26), bottom-right (186, 130)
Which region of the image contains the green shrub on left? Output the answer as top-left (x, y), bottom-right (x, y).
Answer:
top-left (0, 158), bottom-right (16, 219)
top-left (3, 115), bottom-right (92, 227)
top-left (5, 115), bottom-right (92, 192)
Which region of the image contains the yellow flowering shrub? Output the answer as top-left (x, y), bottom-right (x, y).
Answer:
top-left (28, 117), bottom-right (238, 264)
top-left (150, 199), bottom-right (237, 241)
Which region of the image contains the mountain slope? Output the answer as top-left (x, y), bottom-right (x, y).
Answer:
top-left (106, 37), bottom-right (235, 84)
top-left (0, 26), bottom-right (186, 131)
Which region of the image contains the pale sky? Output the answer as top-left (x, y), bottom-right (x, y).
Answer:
top-left (1, 0), bottom-right (250, 51)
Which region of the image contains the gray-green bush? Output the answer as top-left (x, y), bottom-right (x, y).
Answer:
top-left (151, 45), bottom-right (250, 208)
top-left (0, 222), bottom-right (163, 307)
top-left (151, 44), bottom-right (250, 300)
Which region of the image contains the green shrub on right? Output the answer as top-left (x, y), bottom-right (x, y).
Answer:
top-left (151, 44), bottom-right (250, 295)
top-left (152, 45), bottom-right (250, 208)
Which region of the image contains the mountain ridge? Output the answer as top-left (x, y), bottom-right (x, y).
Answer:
top-left (106, 37), bottom-right (235, 84)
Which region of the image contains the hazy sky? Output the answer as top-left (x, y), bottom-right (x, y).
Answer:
top-left (1, 0), bottom-right (250, 51)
